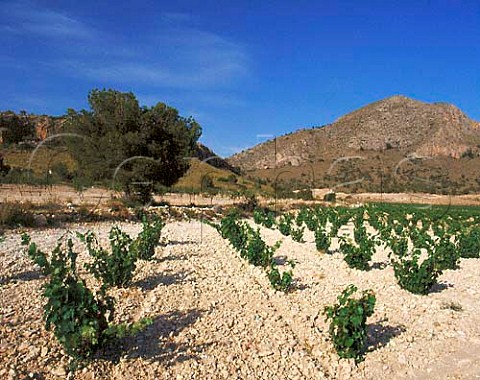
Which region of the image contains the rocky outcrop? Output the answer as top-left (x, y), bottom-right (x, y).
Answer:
top-left (193, 143), bottom-right (241, 174)
top-left (31, 115), bottom-right (64, 140)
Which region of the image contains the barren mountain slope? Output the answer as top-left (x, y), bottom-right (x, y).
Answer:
top-left (227, 96), bottom-right (480, 172)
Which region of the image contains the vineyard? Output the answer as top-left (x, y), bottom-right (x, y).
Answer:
top-left (2, 203), bottom-right (480, 379)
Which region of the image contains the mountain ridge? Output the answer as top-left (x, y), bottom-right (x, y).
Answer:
top-left (227, 95), bottom-right (480, 171)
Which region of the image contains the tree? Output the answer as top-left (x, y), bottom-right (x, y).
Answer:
top-left (0, 111), bottom-right (34, 144)
top-left (65, 89), bottom-right (201, 201)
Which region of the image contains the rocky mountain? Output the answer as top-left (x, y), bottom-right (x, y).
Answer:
top-left (226, 96), bottom-right (480, 194)
top-left (228, 96), bottom-right (480, 171)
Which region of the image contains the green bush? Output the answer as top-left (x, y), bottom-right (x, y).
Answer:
top-left (22, 234), bottom-right (114, 361)
top-left (295, 207), bottom-right (308, 227)
top-left (215, 212), bottom-right (292, 291)
top-left (339, 238), bottom-right (374, 271)
top-left (314, 228), bottom-right (330, 252)
top-left (433, 238), bottom-right (459, 270)
top-left (268, 263), bottom-right (293, 292)
top-left (218, 210), bottom-right (249, 252)
top-left (323, 192), bottom-right (336, 202)
top-left (253, 208), bottom-right (276, 229)
top-left (323, 285), bottom-right (376, 362)
top-left (392, 250), bottom-right (441, 295)
top-left (243, 226), bottom-right (280, 268)
top-left (131, 215), bottom-right (164, 260)
top-left (290, 225), bottom-right (305, 243)
top-left (278, 213), bottom-right (293, 236)
top-left (80, 227), bottom-right (138, 288)
top-left (304, 209), bottom-right (319, 231)
top-left (388, 236), bottom-right (409, 258)
top-left (339, 220), bottom-right (376, 270)
top-left (457, 228), bottom-right (480, 258)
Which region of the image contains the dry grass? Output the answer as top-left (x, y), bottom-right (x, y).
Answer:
top-left (3, 146), bottom-right (77, 175)
top-left (0, 201), bottom-right (36, 227)
top-left (173, 158), bottom-right (273, 194)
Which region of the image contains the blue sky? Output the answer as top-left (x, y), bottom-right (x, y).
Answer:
top-left (1, 0), bottom-right (479, 157)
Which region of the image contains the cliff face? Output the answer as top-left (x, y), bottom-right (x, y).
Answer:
top-left (227, 96), bottom-right (480, 171)
top-left (30, 115), bottom-right (65, 140)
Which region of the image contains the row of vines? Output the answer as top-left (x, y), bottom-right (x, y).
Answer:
top-left (212, 203), bottom-right (480, 361)
top-left (251, 203), bottom-right (480, 294)
top-left (20, 202), bottom-right (480, 367)
top-left (21, 214), bottom-right (165, 368)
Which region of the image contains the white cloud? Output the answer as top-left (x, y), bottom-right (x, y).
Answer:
top-left (1, 1), bottom-right (95, 39)
top-left (3, 4), bottom-right (250, 98)
top-left (55, 22), bottom-right (249, 89)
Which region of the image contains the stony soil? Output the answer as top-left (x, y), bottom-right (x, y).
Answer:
top-left (2, 219), bottom-right (480, 379)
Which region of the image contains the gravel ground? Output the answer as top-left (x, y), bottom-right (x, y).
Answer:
top-left (1, 220), bottom-right (480, 379)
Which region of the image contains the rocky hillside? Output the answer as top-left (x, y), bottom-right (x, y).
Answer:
top-left (227, 96), bottom-right (480, 171)
top-left (193, 143), bottom-right (240, 174)
top-left (226, 96), bottom-right (480, 194)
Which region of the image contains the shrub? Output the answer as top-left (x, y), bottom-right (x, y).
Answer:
top-left (253, 207), bottom-right (276, 229)
top-left (215, 212), bottom-right (292, 291)
top-left (339, 238), bottom-right (374, 271)
top-left (328, 209), bottom-right (351, 238)
top-left (296, 207), bottom-right (308, 227)
top-left (130, 215), bottom-right (164, 260)
top-left (218, 174), bottom-right (238, 184)
top-left (22, 234), bottom-right (114, 361)
top-left (433, 238), bottom-right (459, 270)
top-left (323, 285), bottom-right (376, 362)
top-left (237, 192), bottom-right (259, 213)
top-left (268, 263), bottom-right (293, 292)
top-left (340, 220), bottom-right (377, 270)
top-left (125, 182), bottom-right (154, 205)
top-left (314, 228), bottom-right (330, 252)
top-left (323, 192), bottom-right (336, 202)
top-left (218, 210), bottom-right (249, 252)
top-left (80, 227), bottom-right (137, 288)
top-left (392, 250), bottom-right (441, 295)
top-left (304, 209), bottom-right (319, 231)
top-left (51, 162), bottom-right (74, 181)
top-left (243, 226), bottom-right (280, 268)
top-left (388, 236), bottom-right (408, 258)
top-left (457, 228), bottom-right (480, 258)
top-left (278, 213), bottom-right (293, 236)
top-left (290, 225), bottom-right (305, 243)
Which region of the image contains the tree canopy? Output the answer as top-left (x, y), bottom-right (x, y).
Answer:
top-left (0, 111), bottom-right (34, 144)
top-left (65, 89), bottom-right (202, 199)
